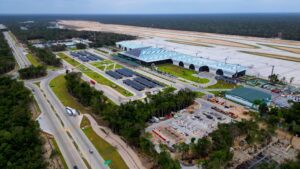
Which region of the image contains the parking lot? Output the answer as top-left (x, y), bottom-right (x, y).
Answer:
top-left (70, 50), bottom-right (103, 62)
top-left (106, 67), bottom-right (164, 93)
top-left (146, 99), bottom-right (232, 147)
top-left (65, 51), bottom-right (165, 97)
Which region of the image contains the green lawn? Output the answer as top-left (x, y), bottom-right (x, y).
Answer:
top-left (49, 75), bottom-right (89, 114)
top-left (82, 126), bottom-right (129, 169)
top-left (27, 54), bottom-right (42, 66)
top-left (91, 60), bottom-right (123, 71)
top-left (27, 53), bottom-right (58, 70)
top-left (157, 64), bottom-right (209, 84)
top-left (195, 91), bottom-right (206, 98)
top-left (210, 91), bottom-right (225, 97)
top-left (77, 65), bottom-right (133, 97)
top-left (57, 53), bottom-right (81, 67)
top-left (58, 53), bottom-right (133, 97)
top-left (206, 80), bottom-right (239, 89)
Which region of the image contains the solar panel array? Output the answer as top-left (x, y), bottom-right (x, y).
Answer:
top-left (123, 79), bottom-right (145, 91)
top-left (134, 77), bottom-right (157, 88)
top-left (70, 51), bottom-right (103, 62)
top-left (116, 68), bottom-right (135, 77)
top-left (106, 71), bottom-right (122, 79)
top-left (104, 68), bottom-right (162, 91)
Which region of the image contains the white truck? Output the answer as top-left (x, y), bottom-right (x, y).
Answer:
top-left (65, 107), bottom-right (79, 116)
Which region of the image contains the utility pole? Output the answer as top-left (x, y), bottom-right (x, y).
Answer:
top-left (271, 65), bottom-right (275, 75)
top-left (225, 57), bottom-right (229, 64)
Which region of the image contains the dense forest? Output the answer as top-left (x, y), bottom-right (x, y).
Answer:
top-left (258, 102), bottom-right (300, 135)
top-left (19, 65), bottom-right (47, 79)
top-left (1, 14), bottom-right (300, 40)
top-left (5, 21), bottom-right (135, 48)
top-left (0, 77), bottom-right (46, 169)
top-left (0, 33), bottom-right (15, 75)
top-left (65, 72), bottom-right (196, 168)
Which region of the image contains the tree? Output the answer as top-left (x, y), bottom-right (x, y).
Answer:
top-left (0, 77), bottom-right (46, 169)
top-left (76, 43), bottom-right (87, 49)
top-left (51, 44), bottom-right (66, 52)
top-left (193, 138), bottom-right (212, 158)
top-left (253, 99), bottom-right (262, 108)
top-left (156, 151), bottom-right (181, 169)
top-left (28, 45), bottom-right (61, 67)
top-left (268, 74), bottom-right (279, 84)
top-left (18, 65), bottom-right (47, 79)
top-left (259, 102), bottom-right (269, 117)
top-left (0, 33), bottom-right (15, 75)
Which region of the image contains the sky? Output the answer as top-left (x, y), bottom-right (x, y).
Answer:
top-left (0, 0), bottom-right (299, 14)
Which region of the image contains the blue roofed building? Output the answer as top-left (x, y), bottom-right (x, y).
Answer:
top-left (116, 40), bottom-right (246, 78)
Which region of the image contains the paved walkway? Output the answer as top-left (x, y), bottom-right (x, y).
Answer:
top-left (84, 114), bottom-right (146, 169)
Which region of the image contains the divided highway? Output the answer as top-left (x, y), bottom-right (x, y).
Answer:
top-left (3, 31), bottom-right (30, 68)
top-left (41, 71), bottom-right (108, 169)
top-left (25, 81), bottom-right (88, 169)
top-left (5, 30), bottom-right (107, 169)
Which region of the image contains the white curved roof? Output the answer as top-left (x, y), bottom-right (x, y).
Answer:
top-left (118, 41), bottom-right (246, 74)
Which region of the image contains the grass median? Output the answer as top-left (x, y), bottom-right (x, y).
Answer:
top-left (157, 64), bottom-right (209, 84)
top-left (58, 53), bottom-right (133, 97)
top-left (81, 117), bottom-right (129, 169)
top-left (27, 54), bottom-right (41, 66)
top-left (49, 75), bottom-right (89, 114)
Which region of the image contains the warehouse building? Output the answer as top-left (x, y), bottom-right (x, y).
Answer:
top-left (116, 40), bottom-right (246, 78)
top-left (225, 87), bottom-right (272, 108)
top-left (0, 24), bottom-right (7, 32)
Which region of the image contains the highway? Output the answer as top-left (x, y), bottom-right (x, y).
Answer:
top-left (40, 71), bottom-right (108, 169)
top-left (3, 31), bottom-right (30, 68)
top-left (25, 81), bottom-right (88, 169)
top-left (6, 30), bottom-right (108, 168)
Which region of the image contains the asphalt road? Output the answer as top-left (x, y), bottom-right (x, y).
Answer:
top-left (25, 81), bottom-right (88, 169)
top-left (6, 30), bottom-right (110, 169)
top-left (3, 31), bottom-right (30, 68)
top-left (40, 71), bottom-right (108, 169)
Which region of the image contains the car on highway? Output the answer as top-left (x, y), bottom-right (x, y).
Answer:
top-left (89, 149), bottom-right (93, 154)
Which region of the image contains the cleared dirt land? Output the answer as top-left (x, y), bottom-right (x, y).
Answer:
top-left (262, 44), bottom-right (300, 55)
top-left (240, 51), bottom-right (300, 63)
top-left (59, 20), bottom-right (259, 49)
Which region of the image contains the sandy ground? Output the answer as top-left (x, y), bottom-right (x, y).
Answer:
top-left (266, 45), bottom-right (300, 55)
top-left (41, 132), bottom-right (64, 169)
top-left (58, 20), bottom-right (300, 86)
top-left (59, 20), bottom-right (300, 47)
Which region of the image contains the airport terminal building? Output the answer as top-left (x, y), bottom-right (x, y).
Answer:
top-left (116, 40), bottom-right (246, 78)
